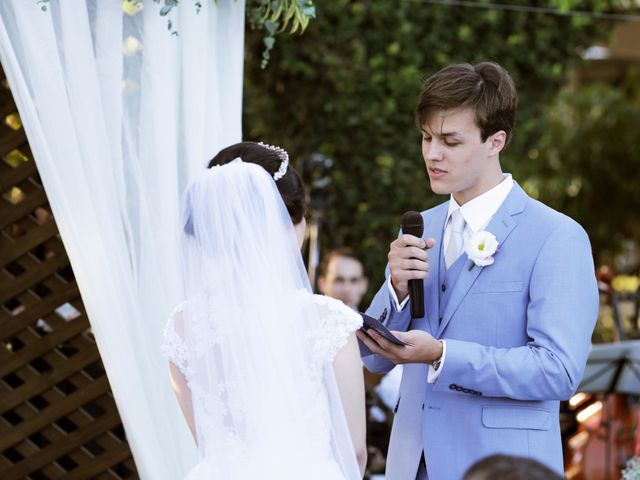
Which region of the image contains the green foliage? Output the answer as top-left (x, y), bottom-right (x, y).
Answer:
top-left (144, 0), bottom-right (316, 66)
top-left (244, 0), bottom-right (623, 293)
top-left (247, 0), bottom-right (317, 68)
top-left (520, 73), bottom-right (640, 266)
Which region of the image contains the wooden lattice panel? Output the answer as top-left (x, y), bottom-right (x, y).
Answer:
top-left (0, 68), bottom-right (138, 479)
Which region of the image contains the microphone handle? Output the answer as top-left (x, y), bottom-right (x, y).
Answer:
top-left (408, 278), bottom-right (425, 318)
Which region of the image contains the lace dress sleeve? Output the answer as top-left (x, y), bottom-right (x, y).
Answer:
top-left (306, 294), bottom-right (363, 364)
top-left (160, 302), bottom-right (191, 378)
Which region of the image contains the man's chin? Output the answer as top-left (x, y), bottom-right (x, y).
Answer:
top-left (429, 181), bottom-right (452, 196)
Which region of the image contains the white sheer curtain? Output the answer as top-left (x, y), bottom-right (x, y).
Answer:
top-left (0, 1), bottom-right (245, 478)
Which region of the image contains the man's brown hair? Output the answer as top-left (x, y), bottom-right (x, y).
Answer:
top-left (463, 454), bottom-right (562, 480)
top-left (415, 62), bottom-right (518, 147)
top-left (318, 248), bottom-right (364, 279)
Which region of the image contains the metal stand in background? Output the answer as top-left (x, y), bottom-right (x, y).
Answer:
top-left (300, 152), bottom-right (336, 291)
top-left (306, 209), bottom-right (322, 291)
top-left (612, 292), bottom-right (626, 341)
top-left (578, 341), bottom-right (640, 480)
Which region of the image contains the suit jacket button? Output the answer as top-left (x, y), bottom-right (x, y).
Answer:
top-left (441, 284), bottom-right (446, 292)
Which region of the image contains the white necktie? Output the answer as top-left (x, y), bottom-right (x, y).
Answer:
top-left (445, 209), bottom-right (466, 269)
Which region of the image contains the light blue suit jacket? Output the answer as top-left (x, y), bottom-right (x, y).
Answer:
top-left (362, 182), bottom-right (599, 480)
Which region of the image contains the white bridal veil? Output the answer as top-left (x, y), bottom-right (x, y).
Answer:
top-left (162, 161), bottom-right (362, 479)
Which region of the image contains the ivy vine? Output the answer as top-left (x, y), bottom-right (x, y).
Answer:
top-left (248, 0), bottom-right (316, 68)
top-left (148, 0), bottom-right (316, 68)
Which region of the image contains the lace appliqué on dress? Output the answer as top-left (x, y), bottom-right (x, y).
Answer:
top-left (305, 294), bottom-right (363, 365)
top-left (160, 302), bottom-right (191, 379)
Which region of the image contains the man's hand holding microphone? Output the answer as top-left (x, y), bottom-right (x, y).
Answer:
top-left (356, 212), bottom-right (443, 365)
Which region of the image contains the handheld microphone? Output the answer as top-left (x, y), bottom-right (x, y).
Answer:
top-left (401, 211), bottom-right (425, 318)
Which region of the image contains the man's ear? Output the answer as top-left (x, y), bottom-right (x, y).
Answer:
top-left (361, 277), bottom-right (369, 294)
top-left (317, 276), bottom-right (326, 294)
top-left (489, 130), bottom-right (507, 156)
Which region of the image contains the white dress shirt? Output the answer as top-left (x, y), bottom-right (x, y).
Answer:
top-left (387, 174), bottom-right (514, 382)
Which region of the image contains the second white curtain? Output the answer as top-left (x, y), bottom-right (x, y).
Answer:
top-left (0, 0), bottom-right (245, 477)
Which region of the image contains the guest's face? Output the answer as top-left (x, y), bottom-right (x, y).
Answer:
top-left (421, 108), bottom-right (505, 205)
top-left (318, 256), bottom-right (368, 309)
top-left (294, 216), bottom-right (306, 248)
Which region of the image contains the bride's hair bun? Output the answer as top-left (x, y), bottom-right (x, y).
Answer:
top-left (207, 142), bottom-right (305, 224)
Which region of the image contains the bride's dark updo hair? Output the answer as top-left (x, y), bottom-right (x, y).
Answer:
top-left (208, 142), bottom-right (306, 224)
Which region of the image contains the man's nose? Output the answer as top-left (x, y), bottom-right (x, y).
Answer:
top-left (425, 141), bottom-right (444, 161)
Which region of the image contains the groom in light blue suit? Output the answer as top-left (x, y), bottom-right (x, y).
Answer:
top-left (357, 62), bottom-right (599, 480)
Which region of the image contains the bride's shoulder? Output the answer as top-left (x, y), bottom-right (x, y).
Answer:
top-left (303, 294), bottom-right (362, 362)
top-left (310, 294), bottom-right (361, 322)
top-left (293, 291), bottom-right (362, 327)
top-left (165, 300), bottom-right (188, 330)
top-left (170, 300), bottom-right (188, 318)
top-left (161, 301), bottom-right (191, 375)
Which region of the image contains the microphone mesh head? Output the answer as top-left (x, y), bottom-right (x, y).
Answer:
top-left (401, 211), bottom-right (424, 237)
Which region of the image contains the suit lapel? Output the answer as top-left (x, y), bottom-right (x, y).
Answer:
top-left (435, 183), bottom-right (528, 338)
top-left (424, 204), bottom-right (448, 335)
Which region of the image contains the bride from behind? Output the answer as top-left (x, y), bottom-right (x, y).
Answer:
top-left (162, 142), bottom-right (367, 479)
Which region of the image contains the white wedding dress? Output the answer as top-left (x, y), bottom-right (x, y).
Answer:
top-left (162, 292), bottom-right (362, 479)
top-left (161, 160), bottom-right (363, 479)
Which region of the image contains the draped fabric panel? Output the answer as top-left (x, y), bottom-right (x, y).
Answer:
top-left (0, 1), bottom-right (245, 477)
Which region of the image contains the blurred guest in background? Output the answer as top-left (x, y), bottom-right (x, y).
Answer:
top-left (318, 248), bottom-right (369, 310)
top-left (318, 248), bottom-right (394, 479)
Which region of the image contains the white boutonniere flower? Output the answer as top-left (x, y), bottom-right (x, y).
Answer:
top-left (465, 231), bottom-right (499, 271)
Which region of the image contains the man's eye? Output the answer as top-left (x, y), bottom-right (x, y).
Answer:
top-left (445, 141), bottom-right (460, 147)
top-left (422, 136), bottom-right (431, 142)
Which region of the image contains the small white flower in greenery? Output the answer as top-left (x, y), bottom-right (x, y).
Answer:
top-left (465, 231), bottom-right (499, 271)
top-left (622, 456), bottom-right (640, 480)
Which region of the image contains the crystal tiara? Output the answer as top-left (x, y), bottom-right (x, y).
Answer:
top-left (258, 141), bottom-right (289, 181)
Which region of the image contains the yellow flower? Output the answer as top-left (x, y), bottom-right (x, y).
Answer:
top-left (611, 275), bottom-right (640, 293)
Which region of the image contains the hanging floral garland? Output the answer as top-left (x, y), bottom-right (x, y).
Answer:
top-left (37, 0), bottom-right (316, 68)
